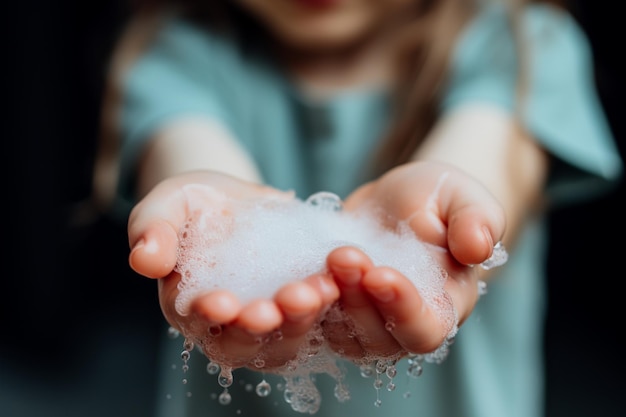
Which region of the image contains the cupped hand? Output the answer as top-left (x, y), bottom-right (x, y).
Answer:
top-left (127, 170), bottom-right (340, 369)
top-left (322, 160), bottom-right (506, 361)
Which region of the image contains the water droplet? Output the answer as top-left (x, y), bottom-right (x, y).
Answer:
top-left (360, 363), bottom-right (375, 378)
top-left (167, 327), bottom-right (180, 339)
top-left (384, 320), bottom-right (396, 331)
top-left (373, 377), bottom-right (383, 390)
top-left (284, 389), bottom-right (293, 404)
top-left (386, 381), bottom-right (396, 391)
top-left (206, 361), bottom-right (220, 375)
top-left (385, 365), bottom-right (397, 379)
top-left (375, 360), bottom-right (388, 374)
top-left (253, 358), bottom-right (265, 368)
top-left (334, 383), bottom-right (350, 402)
top-left (180, 350), bottom-right (190, 362)
top-left (408, 353), bottom-right (424, 363)
top-left (480, 241), bottom-right (508, 270)
top-left (218, 369), bottom-right (234, 388)
top-left (209, 325), bottom-right (222, 336)
top-left (307, 334), bottom-right (324, 355)
top-left (305, 192), bottom-right (343, 212)
top-left (254, 335), bottom-right (268, 345)
top-left (256, 380), bottom-right (271, 397)
top-left (477, 280), bottom-right (488, 296)
top-left (374, 399), bottom-right (382, 407)
top-left (407, 363), bottom-right (423, 378)
top-left (183, 338), bottom-right (194, 351)
top-left (218, 389), bottom-right (232, 405)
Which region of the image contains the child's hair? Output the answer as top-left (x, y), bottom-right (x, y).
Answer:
top-left (92, 0), bottom-right (563, 211)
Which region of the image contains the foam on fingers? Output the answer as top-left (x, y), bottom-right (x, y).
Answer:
top-left (174, 187), bottom-right (450, 318)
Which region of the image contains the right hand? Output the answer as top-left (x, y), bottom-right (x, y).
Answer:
top-left (127, 170), bottom-right (340, 369)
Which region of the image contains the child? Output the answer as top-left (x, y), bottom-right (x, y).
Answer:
top-left (93, 0), bottom-right (622, 416)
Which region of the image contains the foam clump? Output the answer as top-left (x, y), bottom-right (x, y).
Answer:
top-left (174, 185), bottom-right (448, 317)
top-left (170, 185), bottom-right (503, 413)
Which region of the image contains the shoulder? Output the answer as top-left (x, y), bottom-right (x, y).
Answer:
top-left (455, 3), bottom-right (592, 69)
top-left (445, 3), bottom-right (595, 110)
top-left (446, 3), bottom-right (622, 203)
top-left (132, 15), bottom-right (245, 76)
top-left (121, 13), bottom-right (281, 121)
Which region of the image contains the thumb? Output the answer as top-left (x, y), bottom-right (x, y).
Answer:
top-left (127, 174), bottom-right (231, 278)
top-left (127, 182), bottom-right (193, 279)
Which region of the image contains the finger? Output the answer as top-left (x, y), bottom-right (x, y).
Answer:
top-left (362, 266), bottom-right (454, 354)
top-left (191, 290), bottom-right (242, 324)
top-left (158, 273), bottom-right (242, 338)
top-left (430, 168), bottom-right (506, 265)
top-left (299, 273), bottom-right (342, 357)
top-left (127, 179), bottom-right (201, 279)
top-left (161, 275), bottom-right (281, 369)
top-left (158, 271), bottom-right (185, 329)
top-left (259, 281), bottom-right (324, 367)
top-left (128, 219), bottom-right (180, 279)
top-left (327, 247), bottom-right (402, 358)
top-left (259, 273), bottom-right (339, 368)
top-left (406, 209), bottom-right (448, 248)
top-left (206, 299), bottom-right (283, 368)
top-left (234, 299), bottom-right (283, 334)
top-left (347, 166), bottom-right (505, 266)
top-left (274, 281), bottom-right (323, 337)
top-left (435, 251), bottom-right (480, 327)
top-left (322, 310), bottom-right (364, 360)
top-left (408, 180), bottom-right (505, 266)
top-left (301, 273), bottom-right (341, 308)
top-left (127, 172), bottom-right (291, 279)
top-left (446, 202), bottom-right (504, 266)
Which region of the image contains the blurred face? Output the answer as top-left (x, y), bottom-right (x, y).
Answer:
top-left (234, 0), bottom-right (417, 50)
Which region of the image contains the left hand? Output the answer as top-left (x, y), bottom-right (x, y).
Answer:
top-left (319, 160), bottom-right (506, 361)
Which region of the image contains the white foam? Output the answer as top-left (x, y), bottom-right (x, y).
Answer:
top-left (174, 185), bottom-right (449, 319)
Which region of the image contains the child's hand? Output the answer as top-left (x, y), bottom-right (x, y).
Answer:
top-left (324, 160), bottom-right (506, 360)
top-left (127, 171), bottom-right (340, 369)
top-left (127, 162), bottom-right (505, 370)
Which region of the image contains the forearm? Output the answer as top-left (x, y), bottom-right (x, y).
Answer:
top-left (135, 117), bottom-right (264, 199)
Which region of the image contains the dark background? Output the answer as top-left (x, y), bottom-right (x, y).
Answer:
top-left (2, 1), bottom-right (624, 416)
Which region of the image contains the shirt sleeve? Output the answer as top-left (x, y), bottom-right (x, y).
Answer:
top-left (442, 4), bottom-right (623, 207)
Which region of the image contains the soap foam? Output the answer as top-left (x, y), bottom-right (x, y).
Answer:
top-left (174, 185), bottom-right (450, 320)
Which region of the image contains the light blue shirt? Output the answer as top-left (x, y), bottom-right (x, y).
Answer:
top-left (117, 3), bottom-right (622, 417)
